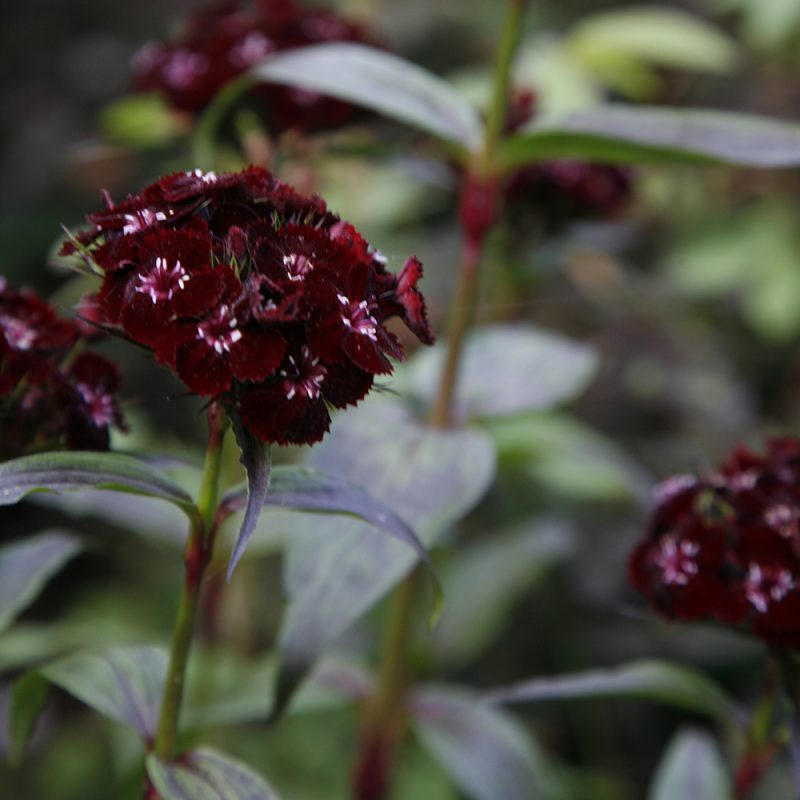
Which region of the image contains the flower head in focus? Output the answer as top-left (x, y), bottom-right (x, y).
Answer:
top-left (0, 280), bottom-right (125, 456)
top-left (64, 166), bottom-right (433, 446)
top-left (629, 439), bottom-right (800, 649)
top-left (131, 0), bottom-right (377, 133)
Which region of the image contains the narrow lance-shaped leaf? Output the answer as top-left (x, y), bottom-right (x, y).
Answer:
top-left (228, 409), bottom-right (272, 580)
top-left (0, 451), bottom-right (198, 519)
top-left (146, 747), bottom-right (281, 800)
top-left (273, 398), bottom-right (494, 720)
top-left (40, 646), bottom-right (167, 740)
top-left (502, 105), bottom-right (800, 169)
top-left (222, 465), bottom-right (443, 627)
top-left (648, 729), bottom-right (733, 800)
top-left (482, 659), bottom-right (744, 724)
top-left (0, 531), bottom-right (82, 635)
top-left (8, 671), bottom-right (51, 764)
top-left (249, 43), bottom-right (484, 150)
top-left (411, 685), bottom-right (552, 800)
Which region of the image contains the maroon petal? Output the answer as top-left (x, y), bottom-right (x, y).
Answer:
top-left (229, 328), bottom-right (286, 383)
top-left (175, 340), bottom-right (233, 396)
top-left (322, 363), bottom-right (373, 408)
top-left (343, 330), bottom-right (393, 374)
top-left (238, 383), bottom-right (330, 445)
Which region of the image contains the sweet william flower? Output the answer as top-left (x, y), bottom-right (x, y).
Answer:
top-left (0, 280), bottom-right (125, 457)
top-left (629, 439), bottom-right (800, 649)
top-left (66, 166), bottom-right (433, 446)
top-left (130, 0), bottom-right (378, 133)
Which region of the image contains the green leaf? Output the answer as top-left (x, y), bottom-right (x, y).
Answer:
top-left (502, 106), bottom-right (800, 169)
top-left (433, 518), bottom-right (576, 668)
top-left (412, 685), bottom-right (553, 800)
top-left (568, 7), bottom-right (739, 76)
top-left (228, 411), bottom-right (272, 579)
top-left (405, 324), bottom-right (598, 420)
top-left (0, 451), bottom-right (198, 518)
top-left (487, 413), bottom-right (651, 504)
top-left (223, 465), bottom-right (441, 614)
top-left (648, 729), bottom-right (733, 800)
top-left (274, 397), bottom-right (496, 717)
top-left (8, 670), bottom-right (51, 764)
top-left (40, 645), bottom-right (167, 739)
top-left (100, 93), bottom-right (189, 147)
top-left (249, 43), bottom-right (483, 150)
top-left (0, 531), bottom-right (82, 635)
top-left (482, 659), bottom-right (742, 723)
top-left (147, 747), bottom-right (281, 800)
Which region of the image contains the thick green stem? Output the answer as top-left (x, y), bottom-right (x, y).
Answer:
top-left (354, 4), bottom-right (528, 798)
top-left (152, 404), bottom-right (229, 760)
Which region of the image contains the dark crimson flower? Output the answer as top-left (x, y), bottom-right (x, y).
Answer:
top-left (130, 0), bottom-right (378, 133)
top-left (629, 439), bottom-right (800, 649)
top-left (502, 88), bottom-right (632, 229)
top-left (0, 280), bottom-right (126, 457)
top-left (66, 165), bottom-right (433, 446)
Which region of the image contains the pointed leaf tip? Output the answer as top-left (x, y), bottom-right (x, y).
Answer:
top-left (227, 412), bottom-right (272, 580)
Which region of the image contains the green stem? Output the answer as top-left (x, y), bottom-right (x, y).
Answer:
top-left (355, 3), bottom-right (528, 797)
top-left (480, 0), bottom-right (528, 177)
top-left (152, 404), bottom-right (229, 760)
top-left (429, 236), bottom-right (483, 428)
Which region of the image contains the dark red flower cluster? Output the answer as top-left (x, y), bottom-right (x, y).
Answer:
top-left (629, 439), bottom-right (800, 649)
top-left (66, 166), bottom-right (432, 445)
top-left (503, 89), bottom-right (632, 228)
top-left (131, 0), bottom-right (375, 131)
top-left (0, 280), bottom-right (125, 456)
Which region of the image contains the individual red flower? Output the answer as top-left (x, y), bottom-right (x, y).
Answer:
top-left (629, 439), bottom-right (800, 649)
top-left (0, 280), bottom-right (126, 457)
top-left (130, 0), bottom-right (377, 133)
top-left (66, 166), bottom-right (433, 446)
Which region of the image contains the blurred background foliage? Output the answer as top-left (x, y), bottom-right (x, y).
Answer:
top-left (4, 0), bottom-right (800, 798)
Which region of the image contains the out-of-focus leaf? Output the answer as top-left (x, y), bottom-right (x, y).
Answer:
top-left (250, 43), bottom-right (483, 150)
top-left (147, 747), bottom-right (280, 800)
top-left (0, 531), bottom-right (82, 635)
top-left (8, 671), bottom-right (51, 764)
top-left (228, 411), bottom-right (272, 579)
top-left (412, 685), bottom-right (552, 800)
top-left (433, 518), bottom-right (576, 668)
top-left (184, 650), bottom-right (371, 729)
top-left (483, 660), bottom-right (742, 723)
top-left (667, 204), bottom-right (800, 341)
top-left (569, 7), bottom-right (739, 77)
top-left (502, 106), bottom-right (800, 169)
top-left (710, 0), bottom-right (800, 48)
top-left (405, 324), bottom-right (598, 421)
top-left (487, 413), bottom-right (651, 504)
top-left (0, 451), bottom-right (198, 518)
top-left (100, 93), bottom-right (189, 147)
top-left (274, 397), bottom-right (496, 717)
top-left (40, 646), bottom-right (167, 739)
top-left (223, 466), bottom-right (441, 619)
top-left (648, 729), bottom-right (733, 800)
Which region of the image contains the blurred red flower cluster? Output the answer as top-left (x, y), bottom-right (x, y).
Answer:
top-left (131, 0), bottom-right (376, 132)
top-left (0, 281), bottom-right (125, 455)
top-left (630, 439), bottom-right (800, 649)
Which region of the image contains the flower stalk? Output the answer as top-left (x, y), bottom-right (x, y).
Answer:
top-left (152, 403), bottom-right (229, 760)
top-left (354, 2), bottom-right (529, 796)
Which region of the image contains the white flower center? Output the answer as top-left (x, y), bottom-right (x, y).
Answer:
top-left (653, 535), bottom-right (699, 586)
top-left (338, 294), bottom-right (377, 341)
top-left (135, 257), bottom-right (190, 304)
top-left (196, 306), bottom-right (242, 355)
